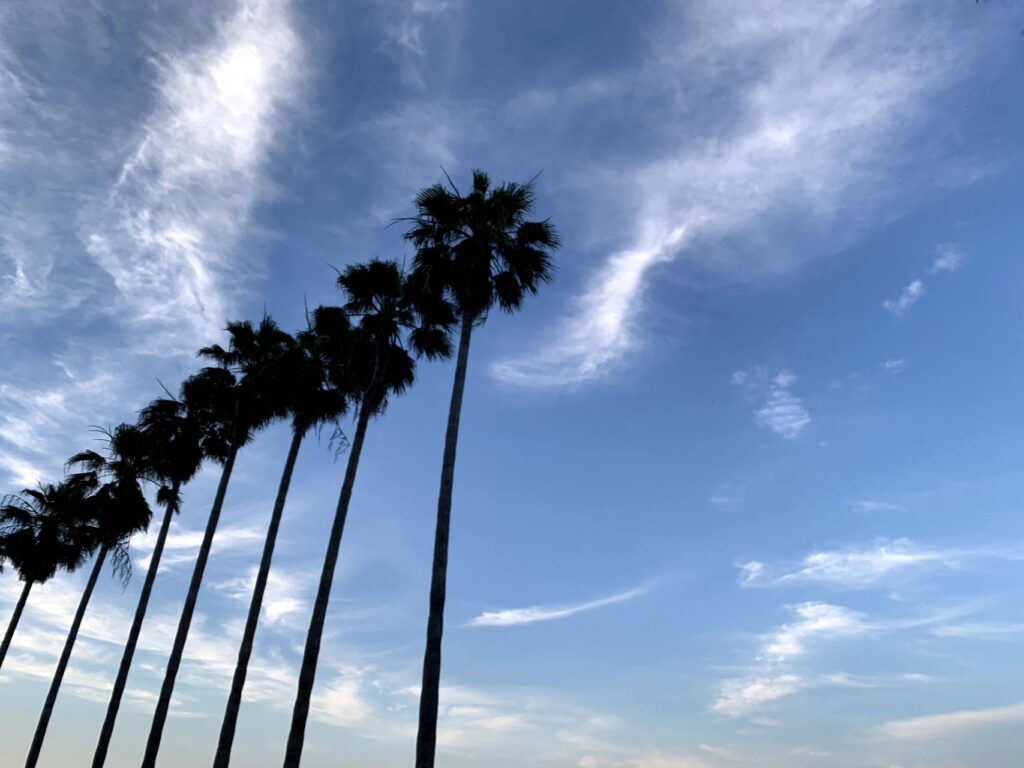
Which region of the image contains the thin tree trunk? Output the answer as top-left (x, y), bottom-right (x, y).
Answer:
top-left (415, 315), bottom-right (473, 768)
top-left (141, 447), bottom-right (238, 768)
top-left (91, 481), bottom-right (181, 768)
top-left (0, 578), bottom-right (31, 671)
top-left (24, 545), bottom-right (108, 768)
top-left (282, 404), bottom-right (372, 768)
top-left (214, 427), bottom-right (304, 768)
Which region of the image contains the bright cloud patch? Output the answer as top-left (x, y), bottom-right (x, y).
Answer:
top-left (82, 0), bottom-right (304, 353)
top-left (731, 368), bottom-right (810, 439)
top-left (469, 584), bottom-right (650, 627)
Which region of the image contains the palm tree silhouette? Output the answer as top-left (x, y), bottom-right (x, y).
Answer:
top-left (25, 425), bottom-right (153, 768)
top-left (0, 482), bottom-right (95, 671)
top-left (405, 170), bottom-right (559, 767)
top-left (281, 260), bottom-right (452, 768)
top-left (141, 317), bottom-right (291, 768)
top-left (91, 403), bottom-right (206, 768)
top-left (213, 314), bottom-right (351, 768)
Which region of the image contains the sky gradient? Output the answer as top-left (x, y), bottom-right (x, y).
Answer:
top-left (1, 1), bottom-right (1023, 766)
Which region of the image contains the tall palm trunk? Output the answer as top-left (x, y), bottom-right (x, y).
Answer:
top-left (24, 545), bottom-right (108, 768)
top-left (282, 403), bottom-right (372, 768)
top-left (214, 428), bottom-right (303, 768)
top-left (91, 481), bottom-right (181, 768)
top-left (0, 578), bottom-right (32, 670)
top-left (415, 315), bottom-right (473, 768)
top-left (141, 448), bottom-right (238, 768)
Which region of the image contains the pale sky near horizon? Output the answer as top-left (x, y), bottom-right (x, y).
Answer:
top-left (2, 1), bottom-right (1024, 767)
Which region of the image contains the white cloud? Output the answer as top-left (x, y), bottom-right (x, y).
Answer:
top-left (713, 674), bottom-right (806, 718)
top-left (134, 521), bottom-right (264, 572)
top-left (881, 359), bottom-right (906, 375)
top-left (848, 499), bottom-right (905, 514)
top-left (738, 538), bottom-right (1019, 589)
top-left (929, 244), bottom-right (963, 274)
top-left (874, 702), bottom-right (1024, 742)
top-left (931, 622), bottom-right (1024, 640)
top-left (209, 565), bottom-right (312, 624)
top-left (731, 368), bottom-right (810, 439)
top-left (81, 0), bottom-right (304, 353)
top-left (469, 583), bottom-right (651, 627)
top-left (494, 1), bottom-right (985, 387)
top-left (761, 603), bottom-right (870, 662)
top-left (883, 279), bottom-right (926, 316)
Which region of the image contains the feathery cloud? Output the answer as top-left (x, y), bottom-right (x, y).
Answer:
top-left (731, 368), bottom-right (810, 439)
top-left (82, 0), bottom-right (304, 354)
top-left (494, 1), bottom-right (986, 388)
top-left (468, 583), bottom-right (651, 627)
top-left (883, 279), bottom-right (926, 316)
top-left (873, 702), bottom-right (1024, 741)
top-left (737, 538), bottom-right (1020, 589)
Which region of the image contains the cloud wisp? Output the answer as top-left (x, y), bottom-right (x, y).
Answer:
top-left (712, 602), bottom-right (940, 718)
top-left (495, 1), bottom-right (987, 388)
top-left (738, 538), bottom-right (1021, 590)
top-left (731, 368), bottom-right (810, 439)
top-left (468, 583), bottom-right (652, 628)
top-left (82, 0), bottom-right (304, 354)
top-left (873, 702), bottom-right (1024, 742)
top-left (883, 243), bottom-right (964, 316)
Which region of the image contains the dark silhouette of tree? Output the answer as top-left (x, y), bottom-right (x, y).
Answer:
top-left (405, 170), bottom-right (559, 768)
top-left (91, 403), bottom-right (206, 768)
top-left (281, 260), bottom-right (452, 768)
top-left (0, 482), bottom-right (95, 670)
top-left (26, 425), bottom-right (153, 768)
top-left (141, 318), bottom-right (291, 768)
top-left (213, 315), bottom-right (351, 768)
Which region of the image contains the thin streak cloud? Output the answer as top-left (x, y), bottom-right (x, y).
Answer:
top-left (468, 583), bottom-right (651, 627)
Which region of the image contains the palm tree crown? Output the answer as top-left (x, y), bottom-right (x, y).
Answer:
top-left (0, 481), bottom-right (96, 584)
top-left (404, 169), bottom-right (559, 322)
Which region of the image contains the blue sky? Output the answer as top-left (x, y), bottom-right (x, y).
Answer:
top-left (1, 1), bottom-right (1023, 766)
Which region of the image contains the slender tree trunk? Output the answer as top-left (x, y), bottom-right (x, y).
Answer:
top-left (0, 578), bottom-right (32, 671)
top-left (24, 545), bottom-right (108, 768)
top-left (415, 315), bottom-right (473, 768)
top-left (141, 448), bottom-right (238, 768)
top-left (214, 427), bottom-right (304, 768)
top-left (282, 404), bottom-right (372, 768)
top-left (91, 481), bottom-right (181, 768)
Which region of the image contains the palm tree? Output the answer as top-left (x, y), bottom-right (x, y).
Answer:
top-left (0, 482), bottom-right (95, 671)
top-left (281, 260), bottom-right (452, 768)
top-left (26, 426), bottom-right (153, 768)
top-left (405, 170), bottom-right (559, 768)
top-left (213, 314), bottom-right (351, 768)
top-left (141, 318), bottom-right (291, 768)
top-left (91, 404), bottom-right (205, 768)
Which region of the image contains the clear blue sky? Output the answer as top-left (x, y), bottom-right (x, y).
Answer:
top-left (2, 1), bottom-right (1023, 766)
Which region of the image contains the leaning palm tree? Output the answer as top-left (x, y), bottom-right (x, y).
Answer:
top-left (213, 315), bottom-right (351, 768)
top-left (281, 260), bottom-right (452, 768)
top-left (141, 318), bottom-right (292, 768)
top-left (0, 482), bottom-right (95, 671)
top-left (91, 404), bottom-right (205, 768)
top-left (405, 170), bottom-right (559, 767)
top-left (25, 427), bottom-right (153, 768)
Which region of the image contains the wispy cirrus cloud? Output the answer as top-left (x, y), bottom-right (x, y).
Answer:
top-left (738, 538), bottom-right (1020, 589)
top-left (883, 279), bottom-right (926, 316)
top-left (731, 368), bottom-right (810, 439)
top-left (873, 702), bottom-right (1024, 742)
top-left (468, 583), bottom-right (652, 628)
top-left (713, 601), bottom-right (943, 718)
top-left (82, 0), bottom-right (304, 354)
top-left (494, 1), bottom-right (989, 388)
top-left (883, 243), bottom-right (964, 316)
